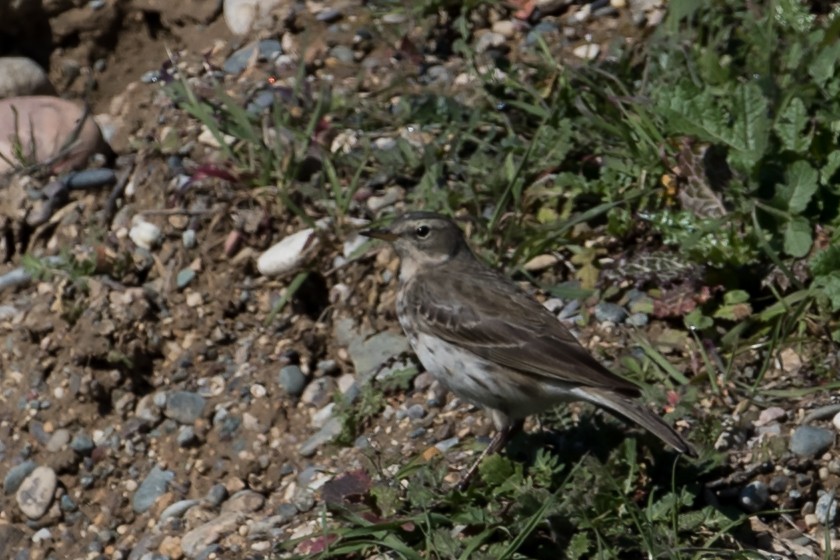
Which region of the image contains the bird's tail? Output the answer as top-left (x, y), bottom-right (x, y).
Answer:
top-left (575, 387), bottom-right (698, 457)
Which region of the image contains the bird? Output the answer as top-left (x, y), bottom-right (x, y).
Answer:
top-left (361, 211), bottom-right (696, 487)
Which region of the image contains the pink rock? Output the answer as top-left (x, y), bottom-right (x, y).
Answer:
top-left (0, 96), bottom-right (109, 174)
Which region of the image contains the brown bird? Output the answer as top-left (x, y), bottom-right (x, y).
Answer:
top-left (362, 212), bottom-right (696, 487)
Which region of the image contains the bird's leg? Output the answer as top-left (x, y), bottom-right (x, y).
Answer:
top-left (457, 419), bottom-right (524, 491)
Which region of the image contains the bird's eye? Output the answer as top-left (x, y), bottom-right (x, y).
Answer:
top-left (415, 225), bottom-right (430, 238)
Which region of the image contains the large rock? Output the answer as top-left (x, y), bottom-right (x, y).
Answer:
top-left (0, 96), bottom-right (109, 174)
top-left (0, 57), bottom-right (55, 98)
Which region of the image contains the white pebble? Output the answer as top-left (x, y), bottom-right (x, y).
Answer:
top-left (257, 228), bottom-right (317, 276)
top-left (572, 44), bottom-right (600, 61)
top-left (832, 410), bottom-right (840, 432)
top-left (129, 219), bottom-right (161, 250)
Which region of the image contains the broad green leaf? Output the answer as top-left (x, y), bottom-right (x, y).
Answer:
top-left (813, 271), bottom-right (840, 311)
top-left (684, 308), bottom-right (713, 330)
top-left (778, 160), bottom-right (819, 213)
top-left (821, 151), bottom-right (840, 185)
top-left (811, 245), bottom-right (840, 275)
top-left (724, 289), bottom-right (750, 304)
top-left (729, 83), bottom-right (770, 171)
top-left (774, 97), bottom-right (810, 153)
top-left (566, 532), bottom-right (591, 560)
top-left (783, 217), bottom-right (813, 257)
top-left (808, 41), bottom-right (840, 87)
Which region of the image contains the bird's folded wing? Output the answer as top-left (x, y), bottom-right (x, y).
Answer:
top-left (407, 270), bottom-right (641, 396)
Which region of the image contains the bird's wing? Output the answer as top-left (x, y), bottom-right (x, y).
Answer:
top-left (406, 266), bottom-right (640, 396)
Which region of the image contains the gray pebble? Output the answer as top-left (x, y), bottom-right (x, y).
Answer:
top-left (382, 12), bottom-right (406, 24)
top-left (768, 475), bottom-right (788, 494)
top-left (132, 465), bottom-right (174, 513)
top-left (354, 436), bottom-right (371, 449)
top-left (739, 481), bottom-right (769, 513)
top-left (182, 229), bottom-right (197, 249)
top-left (279, 365), bottom-right (307, 396)
top-left (789, 425), bottom-right (834, 457)
top-left (435, 437), bottom-right (460, 453)
top-left (316, 8), bottom-right (342, 22)
top-left (594, 302), bottom-right (628, 324)
top-left (4, 460), bottom-right (36, 494)
top-left (816, 491), bottom-right (837, 525)
top-left (16, 466), bottom-right (57, 519)
top-left (70, 433), bottom-right (95, 455)
top-left (316, 359), bottom-right (339, 375)
top-left (65, 168), bottom-right (115, 189)
top-left (45, 429), bottom-right (70, 453)
top-left (329, 45), bottom-right (354, 64)
top-left (176, 268), bottom-right (196, 289)
top-left (408, 427), bottom-right (426, 439)
top-left (177, 426), bottom-right (198, 447)
top-left (221, 489), bottom-right (264, 514)
top-left (475, 31), bottom-right (506, 53)
top-left (60, 494), bottom-right (77, 512)
top-left (299, 417), bottom-right (342, 457)
top-left (164, 391), bottom-right (206, 424)
top-left (205, 484), bottom-right (228, 508)
top-left (626, 313), bottom-right (649, 327)
top-left (160, 499), bottom-right (200, 521)
top-left (405, 404), bottom-right (426, 420)
top-left (300, 377), bottom-right (334, 407)
top-left (223, 39), bottom-right (282, 74)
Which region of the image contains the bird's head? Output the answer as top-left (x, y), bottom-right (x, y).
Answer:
top-left (361, 212), bottom-right (469, 269)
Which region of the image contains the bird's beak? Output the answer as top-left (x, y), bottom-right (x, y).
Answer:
top-left (360, 227), bottom-right (398, 242)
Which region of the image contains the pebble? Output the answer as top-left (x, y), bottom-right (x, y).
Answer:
top-left (756, 407), bottom-right (786, 426)
top-left (177, 426), bottom-right (198, 447)
top-left (299, 417), bottom-right (342, 457)
top-left (594, 302), bottom-right (628, 324)
top-left (129, 219), bottom-right (162, 250)
top-left (492, 20), bottom-right (517, 38)
top-left (15, 466), bottom-right (57, 519)
top-left (177, 268), bottom-right (196, 289)
top-left (257, 228), bottom-right (317, 276)
top-left (135, 394), bottom-right (163, 424)
top-left (626, 313), bottom-right (649, 327)
top-left (299, 378), bottom-right (333, 408)
top-left (183, 229), bottom-right (197, 249)
top-left (435, 437), bottom-right (460, 453)
top-left (0, 57), bottom-right (54, 97)
top-left (45, 429), bottom-right (70, 452)
top-left (573, 43), bottom-right (601, 60)
top-left (3, 460), bottom-right (38, 495)
top-left (160, 499), bottom-right (200, 521)
top-left (59, 494), bottom-right (77, 512)
top-left (833, 410), bottom-right (840, 432)
top-left (315, 8), bottom-right (342, 22)
top-left (816, 491), bottom-right (837, 525)
top-left (329, 45), bottom-right (354, 64)
top-left (738, 481), bottom-right (769, 513)
top-left (0, 96), bottom-right (108, 174)
top-left (278, 365), bottom-right (307, 396)
top-left (223, 39), bottom-right (282, 74)
top-left (768, 475), bottom-right (788, 493)
top-left (405, 404), bottom-right (426, 420)
top-left (164, 391), bottom-right (206, 424)
top-left (221, 489), bottom-right (264, 514)
top-left (475, 32), bottom-right (506, 53)
top-left (132, 465), bottom-right (175, 513)
top-left (70, 432), bottom-right (95, 455)
top-left (205, 484), bottom-right (228, 508)
top-left (181, 512), bottom-right (240, 557)
top-left (32, 527), bottom-right (52, 544)
top-left (789, 426), bottom-right (834, 457)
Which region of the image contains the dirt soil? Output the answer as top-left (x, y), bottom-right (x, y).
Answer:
top-left (0, 1), bottom-right (839, 559)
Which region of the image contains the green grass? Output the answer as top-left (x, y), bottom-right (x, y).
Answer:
top-left (163, 0), bottom-right (840, 557)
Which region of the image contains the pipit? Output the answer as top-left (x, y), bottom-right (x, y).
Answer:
top-left (362, 212), bottom-right (696, 487)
